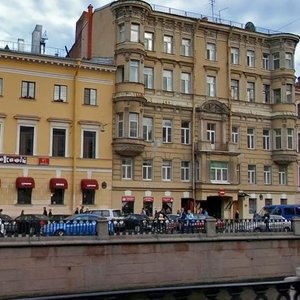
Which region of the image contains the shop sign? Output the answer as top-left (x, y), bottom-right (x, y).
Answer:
top-left (162, 196), bottom-right (173, 203)
top-left (122, 195), bottom-right (135, 202)
top-left (219, 188), bottom-right (225, 196)
top-left (39, 157), bottom-right (49, 165)
top-left (143, 196), bottom-right (154, 202)
top-left (0, 155), bottom-right (27, 165)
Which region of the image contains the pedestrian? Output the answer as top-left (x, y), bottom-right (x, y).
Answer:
top-left (48, 209), bottom-right (53, 218)
top-left (20, 210), bottom-right (24, 216)
top-left (263, 208), bottom-right (270, 231)
top-left (79, 206), bottom-right (84, 214)
top-left (43, 207), bottom-right (48, 216)
top-left (141, 207), bottom-right (147, 215)
top-left (235, 210), bottom-right (240, 220)
top-left (75, 207), bottom-right (79, 214)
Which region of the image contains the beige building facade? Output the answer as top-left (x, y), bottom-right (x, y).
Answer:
top-left (70, 0), bottom-right (300, 219)
top-left (0, 48), bottom-right (115, 217)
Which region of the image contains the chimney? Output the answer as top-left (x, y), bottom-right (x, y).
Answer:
top-left (31, 25), bottom-right (43, 54)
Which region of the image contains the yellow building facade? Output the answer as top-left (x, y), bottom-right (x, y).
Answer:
top-left (70, 0), bottom-right (300, 219)
top-left (0, 49), bottom-right (115, 217)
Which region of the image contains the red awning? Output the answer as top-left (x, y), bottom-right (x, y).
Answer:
top-left (50, 178), bottom-right (68, 190)
top-left (81, 179), bottom-right (99, 190)
top-left (122, 196), bottom-right (135, 202)
top-left (143, 197), bottom-right (154, 202)
top-left (16, 177), bottom-right (35, 189)
top-left (162, 197), bottom-right (173, 203)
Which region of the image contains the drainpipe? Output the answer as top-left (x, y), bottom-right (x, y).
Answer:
top-left (87, 5), bottom-right (93, 60)
top-left (72, 59), bottom-right (81, 213)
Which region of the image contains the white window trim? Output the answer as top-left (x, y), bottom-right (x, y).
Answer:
top-left (49, 122), bottom-right (70, 157)
top-left (16, 119), bottom-right (38, 155)
top-left (80, 124), bottom-right (99, 159)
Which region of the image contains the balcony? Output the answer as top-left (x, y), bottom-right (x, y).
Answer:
top-left (195, 141), bottom-right (240, 155)
top-left (272, 149), bottom-right (298, 164)
top-left (113, 138), bottom-right (145, 157)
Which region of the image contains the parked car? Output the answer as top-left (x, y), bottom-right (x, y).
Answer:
top-left (251, 215), bottom-right (291, 232)
top-left (14, 214), bottom-right (50, 235)
top-left (0, 213), bottom-right (17, 235)
top-left (119, 214), bottom-right (152, 233)
top-left (255, 205), bottom-right (300, 221)
top-left (41, 213), bottom-right (101, 236)
top-left (87, 209), bottom-right (123, 221)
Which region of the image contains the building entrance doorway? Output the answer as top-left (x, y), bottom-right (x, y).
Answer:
top-left (181, 198), bottom-right (194, 212)
top-left (200, 196), bottom-right (222, 218)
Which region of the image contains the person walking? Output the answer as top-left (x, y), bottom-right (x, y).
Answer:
top-left (43, 207), bottom-right (48, 216)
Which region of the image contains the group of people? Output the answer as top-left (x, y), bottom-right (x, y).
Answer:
top-left (74, 206), bottom-right (87, 214)
top-left (42, 207), bottom-right (52, 217)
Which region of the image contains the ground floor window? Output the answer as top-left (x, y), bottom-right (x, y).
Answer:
top-left (82, 189), bottom-right (95, 205)
top-left (17, 188), bottom-right (32, 204)
top-left (248, 198), bottom-right (257, 214)
top-left (162, 202), bottom-right (172, 214)
top-left (51, 189), bottom-right (65, 205)
top-left (122, 201), bottom-right (134, 215)
top-left (143, 202), bottom-right (153, 216)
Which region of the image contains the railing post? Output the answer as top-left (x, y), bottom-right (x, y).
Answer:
top-left (292, 218), bottom-right (300, 236)
top-left (97, 220), bottom-right (109, 238)
top-left (206, 217), bottom-right (217, 237)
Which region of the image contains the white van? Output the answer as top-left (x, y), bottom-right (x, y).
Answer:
top-left (88, 209), bottom-right (123, 221)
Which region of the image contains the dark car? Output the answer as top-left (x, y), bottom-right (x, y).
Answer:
top-left (0, 213), bottom-right (17, 235)
top-left (14, 214), bottom-right (50, 235)
top-left (121, 214), bottom-right (152, 233)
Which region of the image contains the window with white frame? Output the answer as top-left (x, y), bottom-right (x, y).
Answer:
top-left (143, 159), bottom-right (152, 180)
top-left (163, 35), bottom-right (173, 54)
top-left (247, 82), bottom-right (255, 102)
top-left (144, 32), bottom-right (154, 51)
top-left (143, 117), bottom-right (153, 141)
top-left (273, 88), bottom-right (281, 103)
top-left (130, 24), bottom-right (139, 42)
top-left (273, 52), bottom-right (280, 69)
top-left (247, 128), bottom-right (255, 149)
top-left (129, 113), bottom-right (138, 138)
top-left (247, 50), bottom-right (255, 67)
top-left (207, 75), bottom-right (216, 97)
top-left (262, 53), bottom-right (270, 70)
top-left (129, 60), bottom-right (139, 82)
top-left (0, 78), bottom-right (3, 96)
top-left (232, 126), bottom-right (239, 144)
top-left (231, 79), bottom-right (239, 100)
top-left (263, 84), bottom-right (270, 103)
top-left (248, 165), bottom-right (256, 184)
top-left (181, 38), bottom-right (191, 56)
top-left (263, 129), bottom-right (271, 150)
top-left (230, 47), bottom-right (239, 64)
top-left (19, 125), bottom-right (35, 155)
top-left (54, 85), bottom-right (67, 102)
top-left (163, 70), bottom-right (173, 91)
top-left (122, 158), bottom-right (133, 179)
top-left (21, 81), bottom-right (35, 99)
top-left (181, 161), bottom-right (190, 181)
top-left (207, 123), bottom-right (215, 144)
top-left (285, 53), bottom-right (293, 69)
top-left (117, 113), bottom-right (124, 138)
top-left (206, 43), bottom-right (216, 61)
top-left (279, 165), bottom-right (287, 185)
top-left (144, 67), bottom-right (154, 89)
top-left (274, 129), bottom-right (281, 149)
top-left (51, 127), bottom-right (67, 157)
top-left (210, 161), bottom-right (228, 182)
top-left (181, 121), bottom-right (191, 145)
top-left (84, 88), bottom-right (97, 105)
top-left (117, 65), bottom-right (124, 83)
top-left (162, 119), bottom-right (172, 143)
top-left (162, 160), bottom-right (172, 181)
top-left (264, 166), bottom-right (272, 184)
top-left (119, 24), bottom-right (125, 42)
top-left (181, 72), bottom-right (191, 94)
top-left (287, 128), bottom-right (294, 150)
top-left (249, 198), bottom-right (257, 215)
top-left (286, 84), bottom-right (293, 103)
top-left (82, 129), bottom-right (97, 159)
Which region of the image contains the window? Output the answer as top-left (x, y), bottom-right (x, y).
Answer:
top-left (287, 128), bottom-right (294, 149)
top-left (285, 53), bottom-right (293, 69)
top-left (82, 189), bottom-right (95, 205)
top-left (247, 82), bottom-right (255, 102)
top-left (162, 119), bottom-right (172, 143)
top-left (263, 84), bottom-right (270, 103)
top-left (17, 188), bottom-right (32, 205)
top-left (162, 160), bottom-right (172, 181)
top-left (263, 129), bottom-right (271, 150)
top-left (181, 72), bottom-right (191, 94)
top-left (247, 128), bottom-right (255, 149)
top-left (117, 65), bottom-right (124, 83)
top-left (117, 113), bottom-right (124, 138)
top-left (84, 88), bottom-right (97, 105)
top-left (21, 81), bottom-right (35, 99)
top-left (119, 24), bottom-right (125, 42)
top-left (210, 161), bottom-right (228, 182)
top-left (51, 188), bottom-right (65, 205)
top-left (181, 38), bottom-right (191, 56)
top-left (0, 78), bottom-right (3, 96)
top-left (231, 79), bottom-right (239, 100)
top-left (195, 161), bottom-right (200, 181)
top-left (143, 160), bottom-right (152, 180)
top-left (264, 166), bottom-right (272, 184)
top-left (207, 123), bottom-right (215, 144)
top-left (52, 128), bottom-right (66, 157)
top-left (163, 70), bottom-right (173, 91)
top-left (273, 88), bottom-right (281, 103)
top-left (129, 113), bottom-right (138, 138)
top-left (181, 161), bottom-right (190, 181)
top-left (129, 60), bottom-right (139, 82)
top-left (249, 198), bottom-right (257, 214)
top-left (232, 126), bottom-right (239, 144)
top-left (82, 130), bottom-right (96, 159)
top-left (274, 129), bottom-right (281, 149)
top-left (273, 52), bottom-right (280, 69)
top-left (54, 85), bottom-right (67, 102)
top-left (144, 32), bottom-right (154, 51)
top-left (130, 24), bottom-right (139, 42)
top-left (247, 50), bottom-right (255, 67)
top-left (279, 165), bottom-right (287, 185)
top-left (163, 35), bottom-right (173, 54)
top-left (248, 165), bottom-right (256, 184)
top-left (19, 126), bottom-right (34, 155)
top-left (206, 43), bottom-right (216, 61)
top-left (286, 84), bottom-right (293, 103)
top-left (144, 67), bottom-right (154, 89)
top-left (143, 117), bottom-right (153, 141)
top-left (122, 158), bottom-right (133, 179)
top-left (181, 121), bottom-right (191, 145)
top-left (231, 47), bottom-right (239, 65)
top-left (262, 53), bottom-right (270, 70)
top-left (207, 75), bottom-right (216, 97)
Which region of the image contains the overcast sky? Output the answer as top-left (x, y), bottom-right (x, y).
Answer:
top-left (1, 0), bottom-right (300, 76)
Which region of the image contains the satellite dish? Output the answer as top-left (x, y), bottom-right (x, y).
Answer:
top-left (245, 22), bottom-right (256, 32)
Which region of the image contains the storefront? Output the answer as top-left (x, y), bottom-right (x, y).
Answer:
top-left (162, 196), bottom-right (173, 214)
top-left (122, 195), bottom-right (135, 215)
top-left (143, 196), bottom-right (154, 216)
top-left (49, 178), bottom-right (68, 205)
top-left (16, 177), bottom-right (35, 205)
top-left (81, 179), bottom-right (99, 205)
